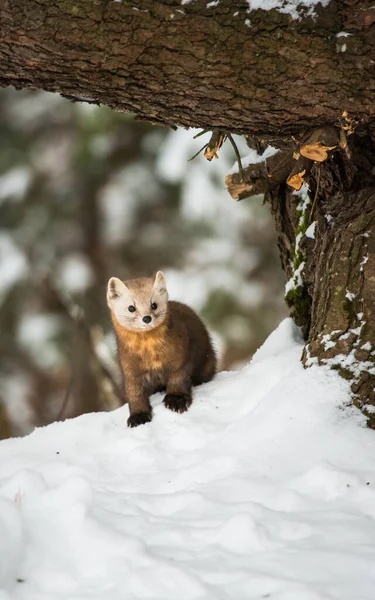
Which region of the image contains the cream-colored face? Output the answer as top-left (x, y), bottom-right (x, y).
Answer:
top-left (107, 271), bottom-right (169, 331)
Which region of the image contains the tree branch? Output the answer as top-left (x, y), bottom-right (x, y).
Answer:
top-left (0, 0), bottom-right (374, 136)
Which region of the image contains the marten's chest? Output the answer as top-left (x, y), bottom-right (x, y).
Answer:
top-left (118, 329), bottom-right (170, 372)
top-left (130, 337), bottom-right (166, 370)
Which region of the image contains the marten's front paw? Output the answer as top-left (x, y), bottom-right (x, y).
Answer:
top-left (127, 412), bottom-right (152, 428)
top-left (163, 393), bottom-right (192, 414)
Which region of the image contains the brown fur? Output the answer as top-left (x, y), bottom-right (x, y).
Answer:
top-left (110, 298), bottom-right (217, 427)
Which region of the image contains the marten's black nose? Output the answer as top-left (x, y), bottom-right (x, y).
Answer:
top-left (142, 316), bottom-right (152, 324)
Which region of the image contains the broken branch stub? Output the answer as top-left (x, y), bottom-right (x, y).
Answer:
top-left (226, 127), bottom-right (342, 200)
top-left (287, 169), bottom-right (307, 191)
top-left (225, 177), bottom-right (255, 201)
top-left (286, 155), bottom-right (314, 190)
top-left (300, 142), bottom-right (337, 162)
top-left (286, 127), bottom-right (340, 188)
top-left (226, 150), bottom-right (294, 201)
top-left (299, 126), bottom-right (340, 162)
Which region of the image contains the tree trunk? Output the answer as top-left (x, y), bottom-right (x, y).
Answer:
top-left (226, 125), bottom-right (375, 426)
top-left (299, 130), bottom-right (375, 426)
top-left (1, 0), bottom-right (375, 422)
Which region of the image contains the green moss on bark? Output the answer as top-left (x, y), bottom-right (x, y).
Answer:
top-left (285, 284), bottom-right (311, 334)
top-left (284, 186), bottom-right (312, 336)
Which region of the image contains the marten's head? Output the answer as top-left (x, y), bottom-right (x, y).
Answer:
top-left (107, 271), bottom-right (169, 332)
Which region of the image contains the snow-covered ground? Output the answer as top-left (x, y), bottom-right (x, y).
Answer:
top-left (1, 319), bottom-right (375, 600)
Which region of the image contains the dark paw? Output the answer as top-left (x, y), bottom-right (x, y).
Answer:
top-left (127, 412), bottom-right (152, 428)
top-left (163, 393), bottom-right (192, 414)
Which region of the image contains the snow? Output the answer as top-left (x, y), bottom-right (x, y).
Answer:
top-left (1, 318), bottom-right (375, 599)
top-left (316, 318), bottom-right (375, 380)
top-left (285, 260), bottom-right (304, 293)
top-left (305, 222), bottom-right (316, 240)
top-left (293, 181), bottom-right (310, 207)
top-left (285, 184), bottom-right (311, 295)
top-left (321, 333), bottom-right (336, 351)
top-left (180, 0), bottom-right (331, 19)
top-left (246, 0), bottom-right (330, 19)
top-left (360, 255), bottom-right (368, 272)
top-left (228, 146), bottom-right (279, 176)
top-left (345, 289), bottom-right (355, 302)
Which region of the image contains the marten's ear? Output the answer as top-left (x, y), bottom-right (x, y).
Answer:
top-left (153, 271), bottom-right (167, 295)
top-left (107, 277), bottom-right (128, 305)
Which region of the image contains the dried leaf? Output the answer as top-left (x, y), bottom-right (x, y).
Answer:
top-left (204, 133), bottom-right (225, 161)
top-left (287, 169), bottom-right (306, 191)
top-left (341, 111), bottom-right (357, 135)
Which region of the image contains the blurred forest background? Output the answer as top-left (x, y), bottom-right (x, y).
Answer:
top-left (0, 87), bottom-right (286, 438)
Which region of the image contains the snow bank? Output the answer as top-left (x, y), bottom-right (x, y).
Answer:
top-left (1, 319), bottom-right (375, 599)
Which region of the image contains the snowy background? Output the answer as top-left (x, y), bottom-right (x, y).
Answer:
top-left (0, 87), bottom-right (286, 437)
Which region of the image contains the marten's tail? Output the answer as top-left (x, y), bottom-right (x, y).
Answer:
top-left (193, 350), bottom-right (217, 386)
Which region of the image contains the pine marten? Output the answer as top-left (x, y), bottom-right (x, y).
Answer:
top-left (107, 271), bottom-right (217, 427)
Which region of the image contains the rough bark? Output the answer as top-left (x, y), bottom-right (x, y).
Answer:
top-left (301, 130), bottom-right (375, 425)
top-left (0, 0), bottom-right (375, 137)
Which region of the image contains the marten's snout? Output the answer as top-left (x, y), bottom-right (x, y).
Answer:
top-left (142, 316), bottom-right (152, 324)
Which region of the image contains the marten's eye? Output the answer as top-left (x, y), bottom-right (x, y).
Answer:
top-left (151, 302), bottom-right (157, 310)
top-left (128, 305), bottom-right (136, 313)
